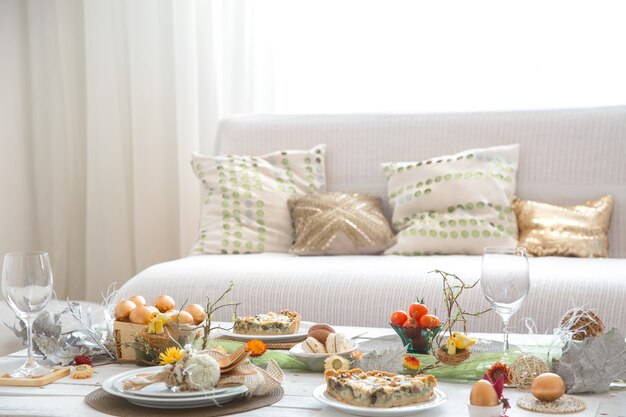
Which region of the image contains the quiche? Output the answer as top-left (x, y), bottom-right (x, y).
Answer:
top-left (233, 309), bottom-right (301, 335)
top-left (324, 369), bottom-right (436, 408)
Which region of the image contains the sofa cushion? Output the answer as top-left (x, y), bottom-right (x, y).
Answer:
top-left (514, 195), bottom-right (614, 258)
top-left (289, 192), bottom-right (395, 255)
top-left (382, 144), bottom-right (520, 255)
top-left (119, 254), bottom-right (626, 335)
top-left (190, 144), bottom-right (327, 254)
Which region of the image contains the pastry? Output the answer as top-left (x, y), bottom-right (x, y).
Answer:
top-left (302, 336), bottom-right (326, 353)
top-left (233, 309), bottom-right (301, 335)
top-left (325, 369), bottom-right (436, 408)
top-left (308, 323), bottom-right (335, 344)
top-left (325, 332), bottom-right (350, 353)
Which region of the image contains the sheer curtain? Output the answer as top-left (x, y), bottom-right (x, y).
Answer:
top-left (0, 0), bottom-right (273, 301)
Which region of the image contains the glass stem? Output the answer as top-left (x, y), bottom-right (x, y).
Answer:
top-left (502, 317), bottom-right (510, 353)
top-left (25, 318), bottom-right (35, 367)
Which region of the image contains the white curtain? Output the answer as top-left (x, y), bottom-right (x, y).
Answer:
top-left (0, 0), bottom-right (273, 302)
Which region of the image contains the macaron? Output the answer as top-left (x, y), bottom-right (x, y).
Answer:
top-left (326, 333), bottom-right (350, 353)
top-left (302, 336), bottom-right (326, 354)
top-left (308, 323), bottom-right (335, 344)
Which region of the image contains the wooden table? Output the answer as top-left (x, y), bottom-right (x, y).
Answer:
top-left (0, 326), bottom-right (624, 417)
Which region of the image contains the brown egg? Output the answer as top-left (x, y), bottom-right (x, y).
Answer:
top-left (129, 306), bottom-right (155, 324)
top-left (469, 379), bottom-right (500, 406)
top-left (154, 295), bottom-right (176, 312)
top-left (170, 311), bottom-right (194, 325)
top-left (308, 323), bottom-right (335, 344)
top-left (147, 306), bottom-right (160, 314)
top-left (114, 300), bottom-right (137, 321)
top-left (184, 304), bottom-right (207, 325)
top-left (128, 295), bottom-right (146, 307)
top-left (531, 373), bottom-right (565, 402)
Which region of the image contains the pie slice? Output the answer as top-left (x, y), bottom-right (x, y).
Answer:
top-left (324, 368), bottom-right (436, 408)
top-left (233, 309), bottom-right (301, 335)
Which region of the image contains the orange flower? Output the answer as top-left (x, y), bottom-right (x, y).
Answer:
top-left (403, 355), bottom-right (421, 371)
top-left (486, 361), bottom-right (511, 385)
top-left (245, 339), bottom-right (267, 357)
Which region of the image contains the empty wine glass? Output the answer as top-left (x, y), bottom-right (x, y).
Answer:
top-left (2, 251), bottom-right (54, 377)
top-left (481, 246), bottom-right (529, 354)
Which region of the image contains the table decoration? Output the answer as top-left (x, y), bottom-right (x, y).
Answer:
top-left (509, 353), bottom-right (549, 390)
top-left (560, 308), bottom-right (605, 341)
top-left (70, 364), bottom-right (94, 379)
top-left (552, 326), bottom-right (626, 393)
top-left (6, 300), bottom-right (115, 365)
top-left (516, 394), bottom-right (587, 414)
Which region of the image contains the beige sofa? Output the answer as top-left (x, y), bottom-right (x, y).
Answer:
top-left (120, 107), bottom-right (626, 334)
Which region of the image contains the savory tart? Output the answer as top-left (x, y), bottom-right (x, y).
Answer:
top-left (233, 309), bottom-right (301, 335)
top-left (324, 369), bottom-right (436, 408)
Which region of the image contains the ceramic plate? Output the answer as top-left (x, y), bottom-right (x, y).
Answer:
top-left (312, 384), bottom-right (447, 416)
top-left (102, 367), bottom-right (248, 409)
top-left (221, 321), bottom-right (313, 342)
top-left (288, 340), bottom-right (358, 371)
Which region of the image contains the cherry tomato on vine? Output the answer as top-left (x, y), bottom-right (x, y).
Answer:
top-left (402, 318), bottom-right (420, 328)
top-left (390, 310), bottom-right (409, 326)
top-left (418, 314), bottom-right (441, 328)
top-left (408, 303), bottom-right (428, 320)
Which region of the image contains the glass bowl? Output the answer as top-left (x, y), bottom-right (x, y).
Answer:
top-left (390, 323), bottom-right (442, 354)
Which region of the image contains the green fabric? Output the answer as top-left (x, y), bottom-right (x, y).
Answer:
top-left (197, 338), bottom-right (562, 381)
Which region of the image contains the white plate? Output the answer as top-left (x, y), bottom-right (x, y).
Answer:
top-left (288, 340), bottom-right (359, 371)
top-left (221, 321), bottom-right (313, 342)
top-left (312, 384), bottom-right (447, 416)
top-left (102, 367), bottom-right (248, 409)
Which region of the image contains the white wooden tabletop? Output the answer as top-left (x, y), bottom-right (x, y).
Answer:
top-left (0, 326), bottom-right (624, 417)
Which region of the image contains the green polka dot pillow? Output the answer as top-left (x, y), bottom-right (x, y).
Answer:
top-left (191, 145), bottom-right (327, 254)
top-left (382, 144), bottom-right (519, 256)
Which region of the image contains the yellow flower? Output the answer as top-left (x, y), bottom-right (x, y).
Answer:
top-left (324, 355), bottom-right (350, 372)
top-left (245, 339), bottom-right (267, 357)
top-left (159, 346), bottom-right (184, 365)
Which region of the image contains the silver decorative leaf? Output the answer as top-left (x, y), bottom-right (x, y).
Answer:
top-left (3, 301), bottom-right (116, 365)
top-left (553, 327), bottom-right (626, 393)
top-left (354, 343), bottom-right (408, 373)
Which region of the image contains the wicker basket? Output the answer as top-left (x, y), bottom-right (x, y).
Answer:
top-left (436, 346), bottom-right (471, 365)
top-left (114, 321), bottom-right (203, 362)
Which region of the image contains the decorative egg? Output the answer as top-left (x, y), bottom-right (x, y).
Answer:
top-left (170, 311), bottom-right (194, 325)
top-left (531, 373), bottom-right (565, 402)
top-left (469, 379), bottom-right (500, 406)
top-left (114, 300), bottom-right (137, 321)
top-left (128, 295), bottom-right (146, 307)
top-left (129, 306), bottom-right (154, 324)
top-left (184, 304), bottom-right (207, 325)
top-left (154, 295), bottom-right (176, 312)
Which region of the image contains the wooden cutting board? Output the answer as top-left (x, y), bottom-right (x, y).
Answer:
top-left (0, 367), bottom-right (69, 387)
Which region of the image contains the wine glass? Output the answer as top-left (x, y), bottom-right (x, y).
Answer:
top-left (2, 251), bottom-right (54, 377)
top-left (481, 246), bottom-right (529, 354)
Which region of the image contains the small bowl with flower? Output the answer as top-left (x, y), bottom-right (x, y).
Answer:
top-left (288, 323), bottom-right (358, 371)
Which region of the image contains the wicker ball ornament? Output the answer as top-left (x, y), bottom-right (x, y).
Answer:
top-left (560, 309), bottom-right (604, 341)
top-left (510, 354), bottom-right (550, 390)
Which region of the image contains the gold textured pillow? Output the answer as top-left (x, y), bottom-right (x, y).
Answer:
top-left (513, 195), bottom-right (613, 258)
top-left (289, 192), bottom-right (396, 255)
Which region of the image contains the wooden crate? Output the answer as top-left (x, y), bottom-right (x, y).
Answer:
top-left (113, 321), bottom-right (203, 362)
